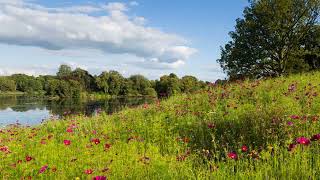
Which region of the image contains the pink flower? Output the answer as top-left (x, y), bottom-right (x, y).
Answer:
top-left (91, 138), bottom-right (100, 145)
top-left (287, 121), bottom-right (294, 126)
top-left (92, 176), bottom-right (107, 180)
top-left (290, 115), bottom-right (300, 120)
top-left (241, 145), bottom-right (248, 152)
top-left (0, 146), bottom-right (10, 153)
top-left (39, 165), bottom-right (48, 174)
top-left (288, 84), bottom-right (296, 92)
top-left (311, 134), bottom-right (320, 141)
top-left (227, 152), bottom-right (238, 160)
top-left (104, 143), bottom-right (112, 150)
top-left (64, 140), bottom-right (71, 146)
top-left (66, 128), bottom-right (73, 133)
top-left (296, 137), bottom-right (311, 146)
top-left (26, 156), bottom-right (33, 162)
top-left (84, 169), bottom-right (93, 174)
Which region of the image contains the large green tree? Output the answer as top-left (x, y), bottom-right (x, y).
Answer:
top-left (57, 64), bottom-right (72, 78)
top-left (218, 0), bottom-right (320, 79)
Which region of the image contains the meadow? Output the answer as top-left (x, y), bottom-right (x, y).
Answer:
top-left (1, 72), bottom-right (320, 179)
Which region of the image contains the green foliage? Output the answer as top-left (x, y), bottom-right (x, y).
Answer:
top-left (57, 64), bottom-right (72, 78)
top-left (11, 74), bottom-right (43, 93)
top-left (180, 75), bottom-right (200, 93)
top-left (1, 65), bottom-right (205, 98)
top-left (143, 87), bottom-right (157, 97)
top-left (155, 73), bottom-right (181, 96)
top-left (70, 68), bottom-right (96, 92)
top-left (0, 77), bottom-right (16, 92)
top-left (218, 0), bottom-right (320, 79)
top-left (129, 75), bottom-right (151, 95)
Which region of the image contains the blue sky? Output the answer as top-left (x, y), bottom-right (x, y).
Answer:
top-left (0, 0), bottom-right (248, 81)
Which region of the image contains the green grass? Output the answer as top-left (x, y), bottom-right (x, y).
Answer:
top-left (1, 72), bottom-right (320, 179)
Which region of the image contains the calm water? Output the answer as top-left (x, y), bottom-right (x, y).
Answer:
top-left (0, 95), bottom-right (155, 126)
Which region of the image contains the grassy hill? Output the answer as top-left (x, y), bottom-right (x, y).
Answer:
top-left (1, 72), bottom-right (320, 179)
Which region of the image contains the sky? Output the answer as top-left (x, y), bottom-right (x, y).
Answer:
top-left (0, 0), bottom-right (249, 82)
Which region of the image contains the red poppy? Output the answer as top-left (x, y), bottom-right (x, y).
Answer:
top-left (227, 152), bottom-right (238, 160)
top-left (92, 138), bottom-right (100, 145)
top-left (84, 169), bottom-right (93, 174)
top-left (64, 140), bottom-right (71, 146)
top-left (311, 134), bottom-right (320, 141)
top-left (288, 143), bottom-right (296, 151)
top-left (105, 143), bottom-right (112, 150)
top-left (241, 145), bottom-right (248, 152)
top-left (26, 156), bottom-right (33, 162)
top-left (92, 176), bottom-right (107, 180)
top-left (39, 165), bottom-right (48, 174)
top-left (296, 137), bottom-right (311, 146)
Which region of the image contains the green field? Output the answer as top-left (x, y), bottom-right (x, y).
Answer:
top-left (1, 72), bottom-right (320, 179)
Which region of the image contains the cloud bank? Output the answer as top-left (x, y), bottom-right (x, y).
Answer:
top-left (0, 0), bottom-right (196, 68)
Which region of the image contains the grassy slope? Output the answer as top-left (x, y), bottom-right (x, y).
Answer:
top-left (1, 72), bottom-right (320, 179)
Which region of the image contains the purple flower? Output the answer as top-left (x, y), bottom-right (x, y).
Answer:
top-left (287, 121), bottom-right (294, 126)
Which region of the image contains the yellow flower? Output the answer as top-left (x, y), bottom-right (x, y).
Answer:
top-left (75, 177), bottom-right (80, 180)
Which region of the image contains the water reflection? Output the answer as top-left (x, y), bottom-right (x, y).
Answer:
top-left (0, 95), bottom-right (155, 126)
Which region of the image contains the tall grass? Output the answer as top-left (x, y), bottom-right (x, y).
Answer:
top-left (0, 72), bottom-right (320, 179)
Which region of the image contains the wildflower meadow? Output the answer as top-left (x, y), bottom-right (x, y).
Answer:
top-left (1, 72), bottom-right (320, 179)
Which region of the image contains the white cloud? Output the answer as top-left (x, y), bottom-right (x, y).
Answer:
top-left (0, 65), bottom-right (56, 76)
top-left (0, 1), bottom-right (196, 69)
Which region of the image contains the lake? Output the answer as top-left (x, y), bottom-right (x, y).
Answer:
top-left (0, 95), bottom-right (155, 126)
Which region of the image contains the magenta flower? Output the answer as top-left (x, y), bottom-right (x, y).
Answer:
top-left (39, 165), bottom-right (48, 174)
top-left (288, 143), bottom-right (296, 151)
top-left (64, 140), bottom-right (71, 146)
top-left (290, 115), bottom-right (300, 120)
top-left (287, 121), bottom-right (294, 126)
top-left (311, 134), bottom-right (320, 141)
top-left (227, 152), bottom-right (238, 160)
top-left (241, 145), bottom-right (248, 152)
top-left (92, 176), bottom-right (107, 180)
top-left (66, 128), bottom-right (73, 133)
top-left (25, 156), bottom-right (33, 162)
top-left (296, 137), bottom-right (311, 146)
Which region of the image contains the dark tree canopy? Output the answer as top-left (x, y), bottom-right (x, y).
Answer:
top-left (218, 0), bottom-right (320, 79)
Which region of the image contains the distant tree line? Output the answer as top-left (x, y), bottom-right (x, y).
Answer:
top-left (0, 64), bottom-right (207, 98)
top-left (218, 0), bottom-right (320, 80)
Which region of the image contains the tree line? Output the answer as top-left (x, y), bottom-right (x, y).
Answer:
top-left (218, 0), bottom-right (320, 80)
top-left (0, 64), bottom-right (207, 98)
